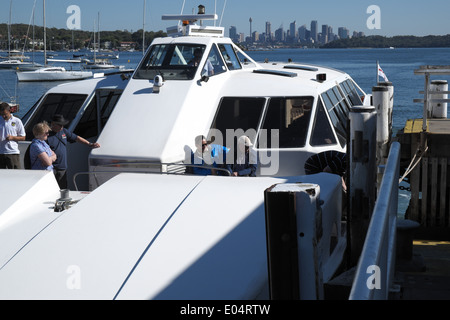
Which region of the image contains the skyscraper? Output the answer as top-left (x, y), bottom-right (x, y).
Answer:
top-left (338, 27), bottom-right (349, 39)
top-left (298, 24), bottom-right (307, 41)
top-left (229, 26), bottom-right (238, 42)
top-left (289, 21), bottom-right (297, 42)
top-left (311, 20), bottom-right (318, 42)
top-left (265, 21), bottom-right (272, 41)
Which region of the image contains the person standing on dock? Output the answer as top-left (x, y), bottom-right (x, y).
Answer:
top-left (0, 102), bottom-right (26, 169)
top-left (47, 114), bottom-right (100, 189)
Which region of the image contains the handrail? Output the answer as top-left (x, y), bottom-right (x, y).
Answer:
top-left (72, 162), bottom-right (232, 191)
top-left (349, 141), bottom-right (400, 300)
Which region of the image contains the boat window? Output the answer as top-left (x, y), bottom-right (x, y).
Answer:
top-left (260, 97), bottom-right (314, 148)
top-left (340, 79), bottom-right (363, 106)
top-left (21, 94), bottom-right (45, 125)
top-left (310, 99), bottom-right (338, 146)
top-left (217, 44), bottom-right (242, 70)
top-left (133, 44), bottom-right (207, 80)
top-left (210, 97), bottom-right (266, 149)
top-left (321, 90), bottom-right (347, 146)
top-left (24, 93), bottom-right (87, 140)
top-left (74, 90), bottom-right (122, 139)
top-left (204, 45), bottom-right (227, 77)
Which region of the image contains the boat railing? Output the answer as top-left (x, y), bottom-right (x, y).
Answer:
top-left (349, 141), bottom-right (400, 300)
top-left (73, 162), bottom-right (231, 191)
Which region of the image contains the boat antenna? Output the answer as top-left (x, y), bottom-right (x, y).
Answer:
top-left (214, 0), bottom-right (217, 26)
top-left (178, 0), bottom-right (186, 27)
top-left (219, 0), bottom-right (227, 27)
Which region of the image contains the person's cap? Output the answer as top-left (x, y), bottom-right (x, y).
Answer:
top-left (51, 114), bottom-right (69, 126)
top-left (195, 135), bottom-right (215, 146)
top-left (238, 135), bottom-right (253, 147)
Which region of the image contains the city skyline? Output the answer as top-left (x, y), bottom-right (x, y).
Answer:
top-left (1, 0), bottom-right (449, 38)
top-left (229, 19), bottom-right (363, 46)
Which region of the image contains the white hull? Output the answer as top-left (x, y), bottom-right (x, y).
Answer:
top-left (0, 60), bottom-right (33, 69)
top-left (17, 67), bottom-right (93, 82)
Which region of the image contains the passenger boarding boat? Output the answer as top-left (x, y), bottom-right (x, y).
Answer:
top-left (0, 10), bottom-right (376, 300)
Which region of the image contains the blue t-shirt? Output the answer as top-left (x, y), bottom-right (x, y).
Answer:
top-left (47, 128), bottom-right (78, 170)
top-left (30, 139), bottom-right (53, 171)
top-left (190, 144), bottom-right (231, 176)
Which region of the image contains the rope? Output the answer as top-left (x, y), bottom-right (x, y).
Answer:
top-left (399, 145), bottom-right (428, 184)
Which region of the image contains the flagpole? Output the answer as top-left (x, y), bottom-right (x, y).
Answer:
top-left (376, 60), bottom-right (379, 84)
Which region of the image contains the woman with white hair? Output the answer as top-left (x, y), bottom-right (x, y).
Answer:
top-left (232, 135), bottom-right (258, 177)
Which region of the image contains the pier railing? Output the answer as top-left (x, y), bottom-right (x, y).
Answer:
top-left (349, 141), bottom-right (400, 300)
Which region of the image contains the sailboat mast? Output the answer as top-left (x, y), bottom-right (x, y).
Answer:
top-left (8, 0), bottom-right (12, 57)
top-left (93, 20), bottom-right (96, 60)
top-left (98, 12), bottom-right (100, 53)
top-left (43, 0), bottom-right (47, 66)
top-left (143, 0), bottom-right (146, 56)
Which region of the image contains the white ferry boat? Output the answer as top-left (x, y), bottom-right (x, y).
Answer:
top-left (0, 10), bottom-right (377, 300)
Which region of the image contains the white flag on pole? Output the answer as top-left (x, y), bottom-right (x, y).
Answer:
top-left (377, 62), bottom-right (389, 82)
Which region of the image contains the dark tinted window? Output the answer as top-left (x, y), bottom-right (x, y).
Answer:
top-left (211, 97), bottom-right (265, 148)
top-left (260, 97), bottom-right (314, 148)
top-left (74, 90), bottom-right (122, 139)
top-left (134, 44), bottom-right (207, 80)
top-left (341, 79), bottom-right (363, 106)
top-left (310, 99), bottom-right (338, 146)
top-left (218, 44), bottom-right (242, 70)
top-left (25, 94), bottom-right (87, 140)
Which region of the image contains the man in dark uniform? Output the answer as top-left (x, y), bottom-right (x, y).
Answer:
top-left (47, 114), bottom-right (100, 189)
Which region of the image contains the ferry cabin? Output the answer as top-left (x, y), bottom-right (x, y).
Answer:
top-left (88, 24), bottom-right (368, 188)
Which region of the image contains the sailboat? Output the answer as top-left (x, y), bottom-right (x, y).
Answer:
top-left (16, 0), bottom-right (93, 82)
top-left (0, 0), bottom-right (34, 69)
top-left (16, 0), bottom-right (43, 71)
top-left (83, 13), bottom-right (121, 70)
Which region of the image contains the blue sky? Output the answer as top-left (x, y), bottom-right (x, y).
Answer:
top-left (1, 0), bottom-right (450, 37)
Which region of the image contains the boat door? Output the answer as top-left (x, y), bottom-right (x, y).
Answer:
top-left (68, 88), bottom-right (123, 190)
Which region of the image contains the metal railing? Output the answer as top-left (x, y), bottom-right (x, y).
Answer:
top-left (349, 141), bottom-right (400, 300)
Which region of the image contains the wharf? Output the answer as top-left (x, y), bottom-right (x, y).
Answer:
top-left (394, 240), bottom-right (450, 300)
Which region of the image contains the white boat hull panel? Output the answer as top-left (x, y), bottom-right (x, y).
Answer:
top-left (0, 172), bottom-right (310, 299)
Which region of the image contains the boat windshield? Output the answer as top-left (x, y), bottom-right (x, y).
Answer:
top-left (134, 44), bottom-right (208, 81)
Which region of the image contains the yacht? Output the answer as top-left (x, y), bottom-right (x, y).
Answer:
top-left (16, 0), bottom-right (93, 82)
top-left (17, 66), bottom-right (93, 82)
top-left (83, 58), bottom-right (121, 70)
top-left (0, 11), bottom-right (374, 300)
top-left (0, 59), bottom-right (34, 69)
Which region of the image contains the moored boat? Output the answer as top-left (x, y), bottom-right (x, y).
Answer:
top-left (0, 7), bottom-right (397, 300)
top-left (16, 66), bottom-right (93, 82)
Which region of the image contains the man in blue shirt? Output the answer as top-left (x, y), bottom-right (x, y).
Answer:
top-left (190, 135), bottom-right (231, 176)
top-left (47, 114), bottom-right (100, 189)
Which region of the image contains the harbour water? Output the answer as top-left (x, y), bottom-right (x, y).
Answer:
top-left (1, 47), bottom-right (450, 215)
